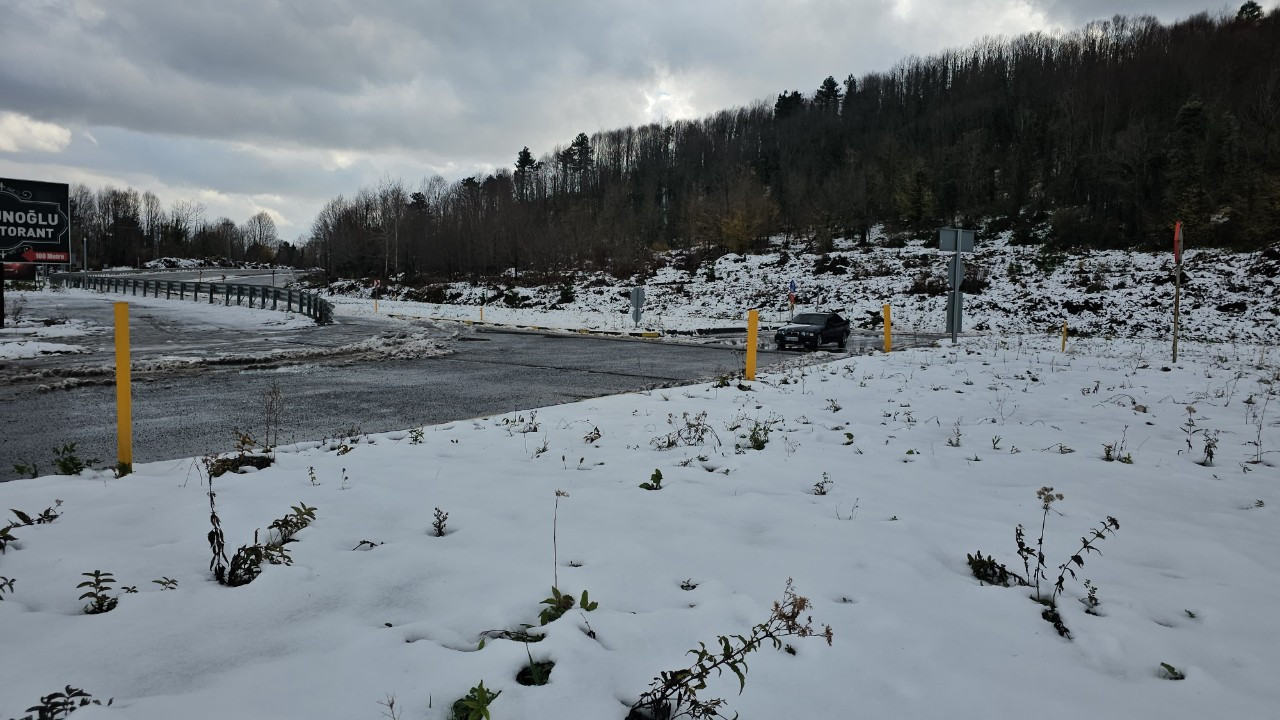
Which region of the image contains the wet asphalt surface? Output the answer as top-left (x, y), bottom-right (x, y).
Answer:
top-left (2, 284), bottom-right (936, 481)
top-left (0, 287), bottom-right (772, 480)
top-left (1, 329), bottom-right (769, 481)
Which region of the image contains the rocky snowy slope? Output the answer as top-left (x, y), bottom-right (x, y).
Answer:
top-left (324, 230), bottom-right (1279, 344)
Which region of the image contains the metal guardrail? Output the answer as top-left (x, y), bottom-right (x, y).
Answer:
top-left (50, 274), bottom-right (333, 324)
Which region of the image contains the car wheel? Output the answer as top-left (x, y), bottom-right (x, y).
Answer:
top-left (837, 331), bottom-right (848, 349)
top-left (776, 342), bottom-right (785, 351)
top-left (806, 339), bottom-right (819, 351)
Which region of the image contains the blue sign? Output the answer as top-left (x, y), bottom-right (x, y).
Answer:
top-left (789, 279), bottom-right (797, 293)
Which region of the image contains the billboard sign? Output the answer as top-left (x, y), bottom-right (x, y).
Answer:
top-left (1, 178), bottom-right (71, 264)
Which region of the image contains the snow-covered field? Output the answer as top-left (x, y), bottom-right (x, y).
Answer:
top-left (0, 287), bottom-right (312, 361)
top-left (2, 334), bottom-right (1276, 719)
top-left (0, 310), bottom-right (95, 359)
top-left (324, 230), bottom-right (1280, 343)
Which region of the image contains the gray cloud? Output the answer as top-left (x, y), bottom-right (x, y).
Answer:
top-left (0, 0), bottom-right (1274, 235)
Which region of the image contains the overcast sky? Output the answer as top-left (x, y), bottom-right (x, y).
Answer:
top-left (0, 0), bottom-right (1270, 240)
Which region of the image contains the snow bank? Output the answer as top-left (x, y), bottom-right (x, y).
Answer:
top-left (1, 336), bottom-right (1276, 719)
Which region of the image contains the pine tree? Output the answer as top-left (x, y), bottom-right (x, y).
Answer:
top-left (1237, 1), bottom-right (1262, 23)
top-left (774, 90), bottom-right (805, 120)
top-left (812, 76), bottom-right (843, 116)
top-left (514, 146), bottom-right (536, 202)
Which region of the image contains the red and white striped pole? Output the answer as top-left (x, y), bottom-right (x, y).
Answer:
top-left (1172, 221), bottom-right (1183, 363)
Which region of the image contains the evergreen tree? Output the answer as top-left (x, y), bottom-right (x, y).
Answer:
top-left (514, 146), bottom-right (536, 202)
top-left (774, 90), bottom-right (805, 120)
top-left (812, 75), bottom-right (842, 115)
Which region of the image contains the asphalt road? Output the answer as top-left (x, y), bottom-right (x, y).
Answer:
top-left (1, 320), bottom-right (783, 482)
top-left (2, 287), bottom-right (940, 481)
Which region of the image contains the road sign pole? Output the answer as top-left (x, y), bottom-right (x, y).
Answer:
top-left (939, 228), bottom-right (973, 342)
top-left (630, 286), bottom-right (645, 329)
top-left (745, 309), bottom-right (759, 380)
top-left (114, 302), bottom-right (133, 476)
top-left (1172, 221), bottom-right (1183, 364)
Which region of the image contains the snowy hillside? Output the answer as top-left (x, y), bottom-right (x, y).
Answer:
top-left (323, 230), bottom-right (1280, 344)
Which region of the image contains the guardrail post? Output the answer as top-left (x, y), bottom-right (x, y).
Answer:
top-left (165, 282), bottom-right (171, 299)
top-left (272, 288), bottom-right (278, 310)
top-left (225, 284), bottom-right (231, 305)
top-left (236, 285), bottom-right (242, 306)
top-left (208, 283), bottom-right (214, 304)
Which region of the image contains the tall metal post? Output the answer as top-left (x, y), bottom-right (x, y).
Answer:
top-left (1172, 222), bottom-right (1183, 363)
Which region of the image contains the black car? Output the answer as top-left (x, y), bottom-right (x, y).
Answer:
top-left (774, 312), bottom-right (850, 350)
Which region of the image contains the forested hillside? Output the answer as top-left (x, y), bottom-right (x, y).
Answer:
top-left (67, 6), bottom-right (1280, 278)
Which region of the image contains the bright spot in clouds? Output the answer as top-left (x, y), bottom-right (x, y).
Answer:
top-left (0, 112), bottom-right (72, 153)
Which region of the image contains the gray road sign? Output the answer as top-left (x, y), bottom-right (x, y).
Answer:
top-left (630, 286), bottom-right (646, 327)
top-left (939, 228), bottom-right (974, 253)
top-left (939, 228), bottom-right (975, 340)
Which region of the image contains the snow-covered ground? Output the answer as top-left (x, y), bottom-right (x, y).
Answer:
top-left (322, 230), bottom-right (1280, 342)
top-left (1, 289), bottom-right (451, 383)
top-left (2, 335), bottom-right (1276, 719)
top-left (0, 310), bottom-right (95, 358)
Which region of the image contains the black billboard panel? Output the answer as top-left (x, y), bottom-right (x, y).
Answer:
top-left (0, 178), bottom-right (71, 264)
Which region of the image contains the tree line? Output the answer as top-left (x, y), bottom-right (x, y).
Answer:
top-left (306, 5), bottom-right (1278, 283)
top-left (73, 5), bottom-right (1280, 279)
top-left (64, 184), bottom-right (292, 268)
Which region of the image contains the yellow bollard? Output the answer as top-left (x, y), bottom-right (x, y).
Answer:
top-left (745, 309), bottom-right (759, 380)
top-left (882, 304), bottom-right (892, 353)
top-left (114, 302), bottom-right (133, 475)
top-left (1061, 321), bottom-right (1067, 352)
